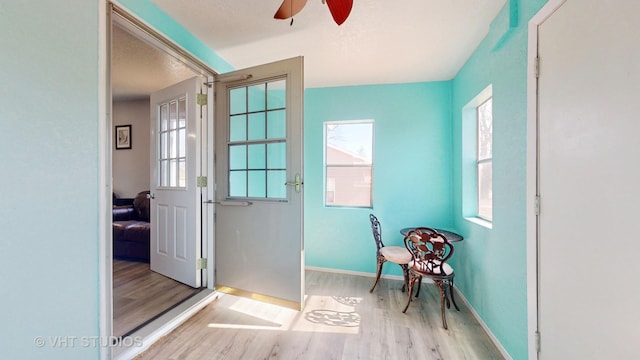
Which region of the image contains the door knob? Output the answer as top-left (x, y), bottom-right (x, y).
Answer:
top-left (146, 193), bottom-right (155, 199)
top-left (284, 173), bottom-right (303, 193)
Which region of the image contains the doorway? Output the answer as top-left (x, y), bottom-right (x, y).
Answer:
top-left (110, 9), bottom-right (211, 338)
top-left (106, 6), bottom-right (306, 358)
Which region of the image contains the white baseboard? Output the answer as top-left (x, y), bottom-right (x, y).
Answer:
top-left (306, 266), bottom-right (511, 359)
top-left (442, 284), bottom-right (513, 360)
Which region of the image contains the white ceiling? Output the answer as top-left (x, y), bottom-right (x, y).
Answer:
top-left (151, 0), bottom-right (506, 88)
top-left (112, 0), bottom-right (506, 100)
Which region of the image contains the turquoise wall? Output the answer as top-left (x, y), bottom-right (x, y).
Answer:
top-left (450, 1), bottom-right (548, 359)
top-left (0, 1), bottom-right (101, 359)
top-left (304, 82), bottom-right (453, 276)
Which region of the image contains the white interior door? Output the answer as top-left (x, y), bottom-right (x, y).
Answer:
top-left (537, 1), bottom-right (640, 358)
top-left (214, 57), bottom-right (304, 309)
top-left (149, 76), bottom-right (203, 288)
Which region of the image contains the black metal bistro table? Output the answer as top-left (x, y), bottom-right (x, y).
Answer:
top-left (399, 227), bottom-right (464, 242)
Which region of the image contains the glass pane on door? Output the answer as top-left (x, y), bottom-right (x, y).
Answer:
top-left (227, 78), bottom-right (288, 200)
top-left (157, 96), bottom-right (187, 189)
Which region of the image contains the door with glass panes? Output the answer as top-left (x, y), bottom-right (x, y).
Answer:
top-left (214, 57), bottom-right (304, 309)
top-left (149, 76), bottom-right (203, 288)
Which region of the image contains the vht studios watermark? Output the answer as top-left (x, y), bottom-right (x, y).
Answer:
top-left (34, 335), bottom-right (143, 348)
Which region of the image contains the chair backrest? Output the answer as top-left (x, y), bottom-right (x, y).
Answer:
top-left (404, 227), bottom-right (453, 274)
top-left (369, 213), bottom-right (385, 250)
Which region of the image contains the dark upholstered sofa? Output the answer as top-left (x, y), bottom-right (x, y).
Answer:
top-left (113, 191), bottom-right (150, 262)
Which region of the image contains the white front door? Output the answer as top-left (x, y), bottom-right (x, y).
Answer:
top-left (214, 57), bottom-right (304, 309)
top-left (149, 76), bottom-right (203, 288)
top-left (537, 1), bottom-right (640, 358)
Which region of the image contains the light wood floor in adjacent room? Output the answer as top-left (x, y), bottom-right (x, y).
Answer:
top-left (136, 270), bottom-right (505, 360)
top-left (113, 259), bottom-right (202, 337)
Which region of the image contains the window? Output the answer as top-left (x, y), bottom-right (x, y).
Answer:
top-left (324, 120), bottom-right (373, 207)
top-left (462, 85), bottom-right (492, 226)
top-left (477, 98), bottom-right (493, 221)
top-left (157, 96), bottom-right (187, 188)
top-left (227, 79), bottom-right (287, 199)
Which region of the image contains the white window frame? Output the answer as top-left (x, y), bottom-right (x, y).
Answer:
top-left (323, 120), bottom-right (374, 208)
top-left (462, 85), bottom-right (493, 228)
top-left (476, 97), bottom-right (493, 222)
top-left (157, 97), bottom-right (188, 189)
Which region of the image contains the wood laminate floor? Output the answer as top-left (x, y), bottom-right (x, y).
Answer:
top-left (113, 259), bottom-right (202, 337)
top-left (136, 270), bottom-right (504, 359)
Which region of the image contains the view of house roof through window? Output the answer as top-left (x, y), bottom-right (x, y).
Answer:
top-left (324, 120), bottom-right (374, 208)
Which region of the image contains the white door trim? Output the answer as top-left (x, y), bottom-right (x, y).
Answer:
top-left (204, 74), bottom-right (216, 289)
top-left (526, 1), bottom-right (567, 359)
top-left (99, 1), bottom-right (111, 359)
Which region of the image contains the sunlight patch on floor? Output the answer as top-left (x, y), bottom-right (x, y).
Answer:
top-left (207, 294), bottom-right (362, 335)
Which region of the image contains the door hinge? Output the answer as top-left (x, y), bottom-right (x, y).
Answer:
top-left (535, 56), bottom-right (540, 78)
top-left (535, 195), bottom-right (541, 216)
top-left (196, 258), bottom-right (208, 270)
top-left (197, 176), bottom-right (208, 187)
top-left (535, 330), bottom-right (541, 353)
top-left (197, 93), bottom-right (208, 106)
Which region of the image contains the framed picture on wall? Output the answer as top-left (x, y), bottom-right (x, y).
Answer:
top-left (115, 125), bottom-right (132, 150)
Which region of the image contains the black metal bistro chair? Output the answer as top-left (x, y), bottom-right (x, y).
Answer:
top-left (402, 227), bottom-right (459, 329)
top-left (368, 214), bottom-right (412, 293)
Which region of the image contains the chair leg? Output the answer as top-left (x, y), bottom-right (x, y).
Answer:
top-left (449, 277), bottom-right (460, 311)
top-left (415, 279), bottom-right (422, 298)
top-left (369, 253), bottom-right (385, 293)
top-left (445, 290), bottom-right (451, 309)
top-left (435, 280), bottom-right (448, 329)
top-left (400, 264), bottom-right (409, 293)
top-left (402, 272), bottom-right (420, 313)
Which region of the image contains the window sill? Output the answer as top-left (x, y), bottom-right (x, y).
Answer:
top-left (465, 216), bottom-right (493, 229)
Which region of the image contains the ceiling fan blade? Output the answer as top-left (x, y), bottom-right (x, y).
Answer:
top-left (274, 0), bottom-right (308, 19)
top-left (325, 0), bottom-right (353, 25)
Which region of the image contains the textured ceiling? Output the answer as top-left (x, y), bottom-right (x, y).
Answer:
top-left (152, 0), bottom-right (506, 88)
top-left (112, 24), bottom-right (199, 101)
top-left (112, 0), bottom-right (506, 99)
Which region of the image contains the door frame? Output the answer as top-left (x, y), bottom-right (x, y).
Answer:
top-left (525, 1), bottom-right (567, 359)
top-left (101, 3), bottom-right (219, 359)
